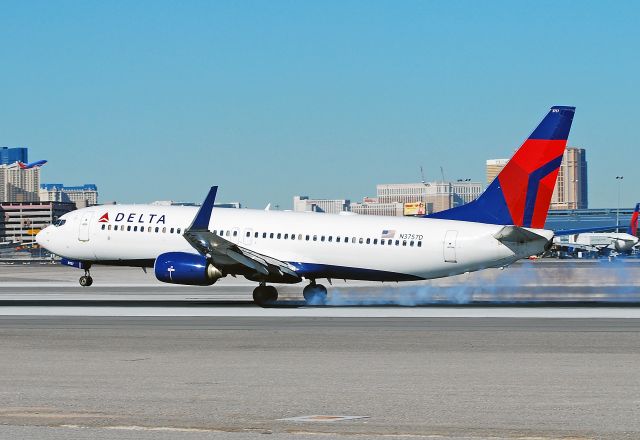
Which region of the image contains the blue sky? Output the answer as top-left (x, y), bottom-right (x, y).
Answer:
top-left (1, 1), bottom-right (638, 208)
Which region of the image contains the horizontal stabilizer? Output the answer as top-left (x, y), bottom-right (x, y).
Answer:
top-left (493, 226), bottom-right (548, 244)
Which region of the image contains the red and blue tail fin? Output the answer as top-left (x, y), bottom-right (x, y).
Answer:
top-left (428, 106), bottom-right (575, 228)
top-left (628, 203), bottom-right (639, 236)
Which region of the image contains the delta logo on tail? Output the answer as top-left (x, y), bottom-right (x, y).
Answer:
top-left (17, 160), bottom-right (48, 169)
top-left (98, 213), bottom-right (110, 223)
top-left (628, 203), bottom-right (639, 237)
top-left (428, 106), bottom-right (575, 228)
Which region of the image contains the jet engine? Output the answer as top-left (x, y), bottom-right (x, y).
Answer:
top-left (154, 252), bottom-right (224, 286)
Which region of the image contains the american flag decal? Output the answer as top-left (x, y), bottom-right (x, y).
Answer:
top-left (381, 229), bottom-right (396, 238)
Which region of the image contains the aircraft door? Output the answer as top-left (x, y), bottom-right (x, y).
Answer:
top-left (243, 228), bottom-right (254, 245)
top-left (443, 230), bottom-right (458, 263)
top-left (78, 212), bottom-right (94, 242)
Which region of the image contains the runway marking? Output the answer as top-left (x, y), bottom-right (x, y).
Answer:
top-left (279, 415), bottom-right (370, 422)
top-left (2, 306), bottom-right (640, 318)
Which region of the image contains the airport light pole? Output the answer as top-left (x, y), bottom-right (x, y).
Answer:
top-left (616, 176), bottom-right (624, 229)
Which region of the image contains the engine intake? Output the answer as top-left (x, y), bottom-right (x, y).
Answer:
top-left (154, 252), bottom-right (223, 286)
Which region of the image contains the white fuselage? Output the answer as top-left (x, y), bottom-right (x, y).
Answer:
top-left (36, 205), bottom-right (552, 282)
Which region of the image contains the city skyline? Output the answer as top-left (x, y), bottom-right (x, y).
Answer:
top-left (1, 1), bottom-right (638, 209)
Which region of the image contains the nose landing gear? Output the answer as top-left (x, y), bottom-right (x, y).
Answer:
top-left (79, 269), bottom-right (93, 287)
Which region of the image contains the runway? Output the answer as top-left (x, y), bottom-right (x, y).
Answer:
top-left (1, 263), bottom-right (640, 439)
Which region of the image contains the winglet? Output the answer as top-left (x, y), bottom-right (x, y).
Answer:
top-left (188, 186), bottom-right (218, 231)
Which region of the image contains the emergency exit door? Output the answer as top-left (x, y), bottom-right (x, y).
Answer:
top-left (443, 230), bottom-right (458, 263)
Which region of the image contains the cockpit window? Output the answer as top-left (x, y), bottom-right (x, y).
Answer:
top-left (53, 219), bottom-right (66, 227)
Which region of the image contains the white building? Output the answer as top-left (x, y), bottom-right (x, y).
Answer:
top-left (0, 163), bottom-right (40, 202)
top-left (39, 184), bottom-right (98, 208)
top-left (293, 196), bottom-right (350, 214)
top-left (376, 181), bottom-right (482, 213)
top-left (350, 201), bottom-right (404, 216)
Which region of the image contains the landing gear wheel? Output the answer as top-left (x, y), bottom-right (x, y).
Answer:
top-left (253, 285), bottom-right (278, 306)
top-left (79, 275), bottom-right (93, 287)
top-left (303, 283), bottom-right (327, 304)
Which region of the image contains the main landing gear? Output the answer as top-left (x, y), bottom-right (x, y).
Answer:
top-left (253, 283), bottom-right (278, 306)
top-left (303, 282), bottom-right (327, 304)
top-left (79, 269), bottom-right (93, 287)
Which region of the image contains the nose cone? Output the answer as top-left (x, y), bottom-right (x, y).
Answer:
top-left (35, 226), bottom-right (49, 248)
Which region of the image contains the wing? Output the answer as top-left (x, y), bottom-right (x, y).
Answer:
top-left (182, 186), bottom-right (301, 284)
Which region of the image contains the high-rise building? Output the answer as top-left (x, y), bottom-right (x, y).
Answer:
top-left (39, 183), bottom-right (98, 208)
top-left (551, 147), bottom-right (588, 210)
top-left (486, 159), bottom-right (509, 184)
top-left (293, 196), bottom-right (350, 214)
top-left (0, 163), bottom-right (40, 202)
top-left (0, 147), bottom-right (28, 165)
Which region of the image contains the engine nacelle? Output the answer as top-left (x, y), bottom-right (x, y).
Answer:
top-left (154, 252), bottom-right (224, 286)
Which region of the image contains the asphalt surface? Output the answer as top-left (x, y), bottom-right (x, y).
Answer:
top-left (1, 316), bottom-right (639, 439)
top-left (1, 263), bottom-right (639, 439)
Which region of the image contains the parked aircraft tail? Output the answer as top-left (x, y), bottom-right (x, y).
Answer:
top-left (628, 203), bottom-right (639, 236)
top-left (428, 106), bottom-right (575, 228)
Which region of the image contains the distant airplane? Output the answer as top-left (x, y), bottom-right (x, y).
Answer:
top-left (17, 160), bottom-right (47, 169)
top-left (37, 106), bottom-right (574, 304)
top-left (553, 203), bottom-right (640, 255)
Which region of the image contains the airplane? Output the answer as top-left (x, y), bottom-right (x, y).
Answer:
top-left (17, 160), bottom-right (48, 169)
top-left (36, 105), bottom-right (575, 305)
top-left (552, 203), bottom-right (640, 255)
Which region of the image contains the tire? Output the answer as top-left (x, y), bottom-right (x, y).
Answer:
top-left (79, 276), bottom-right (89, 287)
top-left (85, 276), bottom-right (93, 287)
top-left (253, 285), bottom-right (277, 306)
top-left (303, 284), bottom-right (327, 304)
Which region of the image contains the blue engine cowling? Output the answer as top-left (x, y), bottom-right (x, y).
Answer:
top-left (154, 252), bottom-right (224, 286)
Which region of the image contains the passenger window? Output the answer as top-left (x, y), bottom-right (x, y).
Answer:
top-left (417, 241), bottom-right (422, 247)
top-left (313, 235), bottom-right (317, 241)
top-left (219, 230), bottom-right (224, 235)
top-left (148, 226), bottom-right (152, 232)
top-left (263, 232), bottom-right (267, 238)
top-left (402, 240), bottom-right (407, 246)
top-left (352, 237), bottom-right (356, 243)
top-left (127, 225), bottom-right (131, 231)
top-left (140, 228), bottom-right (144, 233)
top-left (226, 231), bottom-right (230, 237)
top-left (246, 231), bottom-right (250, 237)
top-left (381, 239), bottom-right (385, 245)
top-left (328, 236), bottom-right (332, 242)
top-left (101, 224), bottom-right (105, 230)
top-left (358, 238), bottom-right (363, 244)
top-left (177, 228), bottom-right (181, 234)
top-left (233, 230), bottom-right (238, 237)
top-left (270, 233), bottom-right (274, 239)
top-left (305, 235), bottom-right (310, 241)
top-left (366, 238), bottom-right (370, 244)
top-left (395, 240), bottom-right (399, 246)
top-left (155, 227), bottom-right (159, 233)
top-left (108, 225), bottom-right (112, 231)
top-left (254, 232), bottom-right (259, 238)
top-left (284, 233), bottom-right (288, 239)
top-left (373, 239), bottom-right (378, 245)
top-left (321, 236), bottom-right (325, 242)
top-left (336, 237), bottom-right (341, 243)
top-left (277, 233), bottom-right (281, 239)
top-left (410, 241), bottom-right (414, 247)
top-left (134, 226), bottom-right (138, 232)
top-left (298, 234), bottom-right (303, 240)
top-left (291, 234), bottom-right (295, 240)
